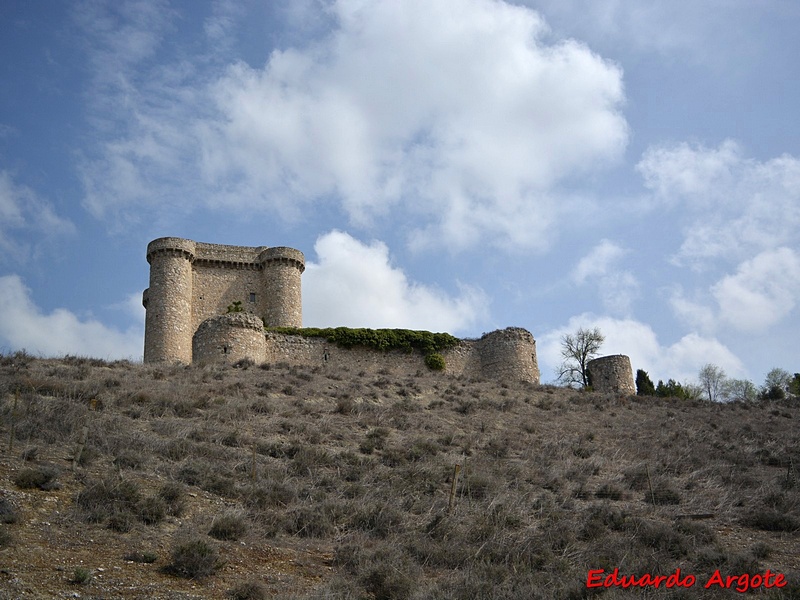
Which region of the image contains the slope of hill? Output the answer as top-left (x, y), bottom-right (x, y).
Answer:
top-left (0, 353), bottom-right (798, 599)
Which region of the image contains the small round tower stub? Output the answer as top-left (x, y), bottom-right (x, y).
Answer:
top-left (192, 313), bottom-right (266, 365)
top-left (587, 355), bottom-right (635, 395)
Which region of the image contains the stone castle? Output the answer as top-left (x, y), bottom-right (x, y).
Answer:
top-left (142, 237), bottom-right (304, 364)
top-left (142, 237), bottom-right (633, 390)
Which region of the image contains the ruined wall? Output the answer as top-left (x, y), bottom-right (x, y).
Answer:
top-left (587, 355), bottom-right (635, 395)
top-left (143, 237), bottom-right (537, 383)
top-left (193, 313), bottom-right (266, 365)
top-left (261, 327), bottom-right (539, 383)
top-left (143, 237), bottom-right (304, 363)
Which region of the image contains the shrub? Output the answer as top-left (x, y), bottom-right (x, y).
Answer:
top-left (13, 465), bottom-right (60, 490)
top-left (108, 511), bottom-right (136, 533)
top-left (0, 498), bottom-right (18, 524)
top-left (158, 482), bottom-right (186, 517)
top-left (138, 495), bottom-right (167, 524)
top-left (649, 485), bottom-right (682, 505)
top-left (228, 581), bottom-right (268, 600)
top-left (286, 503), bottom-right (342, 537)
top-left (742, 509), bottom-right (800, 532)
top-left (124, 550), bottom-right (158, 563)
top-left (209, 512), bottom-right (248, 541)
top-left (635, 520), bottom-right (690, 558)
top-left (425, 353), bottom-right (446, 371)
top-left (75, 478), bottom-right (141, 523)
top-left (334, 396), bottom-right (356, 415)
top-left (0, 526), bottom-right (11, 548)
top-left (70, 567), bottom-right (92, 585)
top-left (266, 326), bottom-right (459, 355)
top-left (164, 538), bottom-right (220, 579)
top-left (594, 483), bottom-right (624, 500)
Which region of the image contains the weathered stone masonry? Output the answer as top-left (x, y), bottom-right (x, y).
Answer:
top-left (143, 237), bottom-right (304, 363)
top-left (144, 238), bottom-right (541, 383)
top-left (587, 355), bottom-right (635, 394)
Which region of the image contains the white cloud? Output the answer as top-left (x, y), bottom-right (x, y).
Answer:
top-left (0, 275), bottom-right (144, 359)
top-left (527, 0), bottom-right (765, 68)
top-left (79, 0), bottom-right (628, 251)
top-left (571, 240), bottom-right (638, 315)
top-left (712, 248), bottom-right (800, 332)
top-left (0, 171), bottom-right (75, 262)
top-left (303, 230), bottom-right (487, 333)
top-left (538, 313), bottom-right (744, 384)
top-left (637, 140), bottom-right (800, 267)
top-left (669, 287), bottom-right (716, 334)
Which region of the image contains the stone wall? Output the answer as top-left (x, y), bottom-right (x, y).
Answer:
top-left (143, 237), bottom-right (539, 384)
top-left (193, 313), bottom-right (266, 365)
top-left (587, 355), bottom-right (635, 395)
top-left (261, 327), bottom-right (539, 383)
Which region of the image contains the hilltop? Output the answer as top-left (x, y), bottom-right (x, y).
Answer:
top-left (0, 353), bottom-right (798, 599)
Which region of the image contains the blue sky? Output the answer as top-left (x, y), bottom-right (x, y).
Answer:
top-left (2, 0), bottom-right (799, 386)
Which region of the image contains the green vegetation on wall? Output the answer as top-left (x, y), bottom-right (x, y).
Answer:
top-left (265, 326), bottom-right (459, 369)
top-left (424, 353), bottom-right (446, 371)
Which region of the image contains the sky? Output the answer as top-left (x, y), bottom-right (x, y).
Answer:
top-left (1, 0), bottom-right (799, 386)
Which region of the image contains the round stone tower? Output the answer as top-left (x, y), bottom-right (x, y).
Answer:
top-left (587, 355), bottom-right (635, 395)
top-left (476, 327), bottom-right (540, 384)
top-left (193, 313), bottom-right (266, 364)
top-left (258, 247), bottom-right (305, 328)
top-left (143, 237), bottom-right (196, 363)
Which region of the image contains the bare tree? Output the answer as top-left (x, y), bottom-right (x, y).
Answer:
top-left (557, 327), bottom-right (604, 388)
top-left (698, 363), bottom-right (726, 402)
top-left (726, 378), bottom-right (757, 402)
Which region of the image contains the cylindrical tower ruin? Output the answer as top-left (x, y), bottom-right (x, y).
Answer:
top-left (143, 237), bottom-right (196, 363)
top-left (587, 355), bottom-right (635, 395)
top-left (258, 247), bottom-right (305, 328)
top-left (193, 313), bottom-right (266, 365)
top-left (476, 327), bottom-right (540, 384)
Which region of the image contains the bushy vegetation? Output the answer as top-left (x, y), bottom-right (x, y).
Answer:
top-left (0, 353), bottom-right (798, 598)
top-left (266, 326), bottom-right (459, 354)
top-left (164, 538), bottom-right (220, 579)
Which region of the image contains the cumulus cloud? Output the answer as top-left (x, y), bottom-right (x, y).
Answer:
top-left (571, 240), bottom-right (638, 315)
top-left (303, 231), bottom-right (487, 333)
top-left (0, 171), bottom-right (75, 262)
top-left (537, 313), bottom-right (744, 384)
top-left (78, 0), bottom-right (628, 251)
top-left (0, 275), bottom-right (143, 360)
top-left (712, 248), bottom-right (800, 332)
top-left (637, 140), bottom-right (800, 267)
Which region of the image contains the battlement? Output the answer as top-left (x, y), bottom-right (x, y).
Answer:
top-left (258, 247), bottom-right (306, 272)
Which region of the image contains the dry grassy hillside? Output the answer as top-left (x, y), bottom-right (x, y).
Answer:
top-left (0, 352), bottom-right (798, 599)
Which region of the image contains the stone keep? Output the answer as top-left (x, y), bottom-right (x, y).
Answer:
top-left (142, 237), bottom-right (304, 363)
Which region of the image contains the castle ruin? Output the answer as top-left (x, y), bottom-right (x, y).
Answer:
top-left (143, 237), bottom-right (540, 383)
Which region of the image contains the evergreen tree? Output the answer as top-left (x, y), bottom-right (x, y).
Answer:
top-left (635, 369), bottom-right (656, 396)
